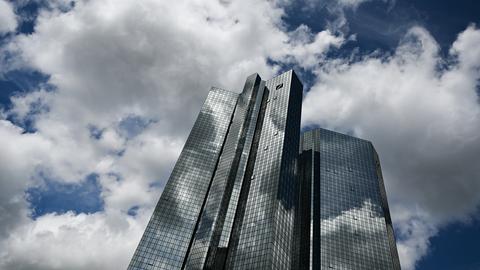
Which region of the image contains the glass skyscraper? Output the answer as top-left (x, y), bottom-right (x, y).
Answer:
top-left (128, 70), bottom-right (401, 270)
top-left (297, 129), bottom-right (401, 270)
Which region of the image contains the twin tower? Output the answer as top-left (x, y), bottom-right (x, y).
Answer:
top-left (128, 70), bottom-right (401, 270)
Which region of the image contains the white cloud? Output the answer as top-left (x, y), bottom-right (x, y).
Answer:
top-left (0, 0), bottom-right (342, 269)
top-left (0, 120), bottom-right (53, 238)
top-left (394, 207), bottom-right (437, 270)
top-left (271, 24), bottom-right (344, 69)
top-left (303, 25), bottom-right (480, 269)
top-left (0, 0), bottom-right (17, 34)
top-left (0, 211), bottom-right (148, 270)
top-left (2, 0), bottom-right (477, 269)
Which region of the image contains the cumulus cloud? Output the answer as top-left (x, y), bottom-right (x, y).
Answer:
top-left (303, 25), bottom-right (480, 269)
top-left (0, 0), bottom-right (342, 269)
top-left (0, 120), bottom-right (49, 239)
top-left (272, 24), bottom-right (344, 69)
top-left (0, 211), bottom-right (147, 270)
top-left (2, 0), bottom-right (478, 269)
top-left (0, 0), bottom-right (17, 34)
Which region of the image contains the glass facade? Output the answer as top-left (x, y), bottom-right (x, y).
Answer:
top-left (184, 74), bottom-right (265, 269)
top-left (298, 129), bottom-right (401, 270)
top-left (127, 88), bottom-right (238, 270)
top-left (225, 71), bottom-right (303, 270)
top-left (128, 70), bottom-right (401, 270)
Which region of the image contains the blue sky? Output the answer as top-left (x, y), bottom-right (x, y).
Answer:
top-left (0, 0), bottom-right (479, 269)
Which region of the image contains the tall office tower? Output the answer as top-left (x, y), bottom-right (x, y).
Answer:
top-left (128, 70), bottom-right (303, 270)
top-left (297, 129), bottom-right (401, 270)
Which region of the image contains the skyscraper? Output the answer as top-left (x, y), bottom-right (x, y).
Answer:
top-left (128, 70), bottom-right (400, 270)
top-left (297, 129), bottom-right (401, 270)
top-left (128, 70), bottom-right (303, 270)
